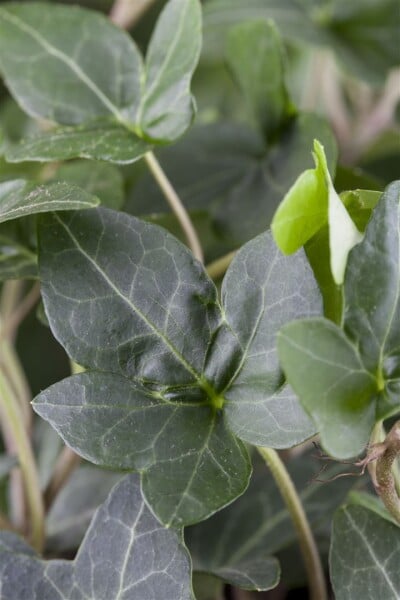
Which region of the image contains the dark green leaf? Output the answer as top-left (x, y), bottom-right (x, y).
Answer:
top-left (225, 20), bottom-right (293, 138)
top-left (187, 452), bottom-right (356, 591)
top-left (220, 231), bottom-right (321, 447)
top-left (330, 504), bottom-right (400, 600)
top-left (137, 0), bottom-right (202, 141)
top-left (6, 121), bottom-right (151, 165)
top-left (33, 208), bottom-right (251, 527)
top-left (0, 179), bottom-right (99, 224)
top-left (0, 474), bottom-right (194, 599)
top-left (0, 3), bottom-right (142, 125)
top-left (35, 372), bottom-right (250, 528)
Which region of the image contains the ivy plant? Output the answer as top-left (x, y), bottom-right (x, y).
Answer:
top-left (0, 1), bottom-right (398, 599)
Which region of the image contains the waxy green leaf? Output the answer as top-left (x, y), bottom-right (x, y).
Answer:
top-left (0, 179), bottom-right (99, 224)
top-left (279, 182), bottom-right (400, 457)
top-left (0, 474), bottom-right (194, 600)
top-left (220, 231), bottom-right (320, 447)
top-left (0, 3), bottom-right (143, 125)
top-left (33, 204), bottom-right (324, 525)
top-left (225, 20), bottom-right (293, 138)
top-left (330, 504), bottom-right (400, 600)
top-left (0, 0), bottom-right (202, 151)
top-left (34, 208), bottom-right (251, 527)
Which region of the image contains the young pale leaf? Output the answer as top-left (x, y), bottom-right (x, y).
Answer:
top-left (0, 3), bottom-right (143, 125)
top-left (0, 474), bottom-right (194, 600)
top-left (6, 121), bottom-right (152, 165)
top-left (279, 182), bottom-right (400, 457)
top-left (272, 140), bottom-right (362, 284)
top-left (330, 504), bottom-right (400, 600)
top-left (219, 231), bottom-right (321, 447)
top-left (34, 208), bottom-right (251, 527)
top-left (225, 20), bottom-right (293, 138)
top-left (136, 0), bottom-right (202, 141)
top-left (0, 179), bottom-right (99, 224)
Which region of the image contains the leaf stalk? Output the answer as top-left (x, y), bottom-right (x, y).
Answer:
top-left (257, 446), bottom-right (328, 600)
top-left (0, 369), bottom-right (45, 551)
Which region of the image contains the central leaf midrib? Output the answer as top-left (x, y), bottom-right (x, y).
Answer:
top-left (53, 214), bottom-right (215, 395)
top-left (0, 8), bottom-right (127, 124)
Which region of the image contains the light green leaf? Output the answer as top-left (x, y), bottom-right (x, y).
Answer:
top-left (137, 0), bottom-right (202, 141)
top-left (225, 20), bottom-right (293, 138)
top-left (54, 160), bottom-right (125, 210)
top-left (219, 231), bottom-right (321, 447)
top-left (0, 474), bottom-right (194, 599)
top-left (187, 452), bottom-right (356, 591)
top-left (0, 3), bottom-right (143, 125)
top-left (272, 140), bottom-right (361, 285)
top-left (330, 504), bottom-right (400, 600)
top-left (6, 121), bottom-right (152, 165)
top-left (0, 179), bottom-right (99, 224)
top-left (278, 318), bottom-right (378, 458)
top-left (34, 208), bottom-right (251, 527)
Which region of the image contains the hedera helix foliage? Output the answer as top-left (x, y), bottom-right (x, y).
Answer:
top-left (0, 0), bottom-right (399, 599)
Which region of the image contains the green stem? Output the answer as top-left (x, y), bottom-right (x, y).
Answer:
top-left (144, 151), bottom-right (204, 263)
top-left (257, 447), bottom-right (327, 600)
top-left (0, 369), bottom-right (45, 551)
top-left (206, 251), bottom-right (236, 280)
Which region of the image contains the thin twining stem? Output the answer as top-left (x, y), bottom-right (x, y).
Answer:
top-left (258, 447), bottom-right (328, 600)
top-left (145, 151), bottom-right (204, 263)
